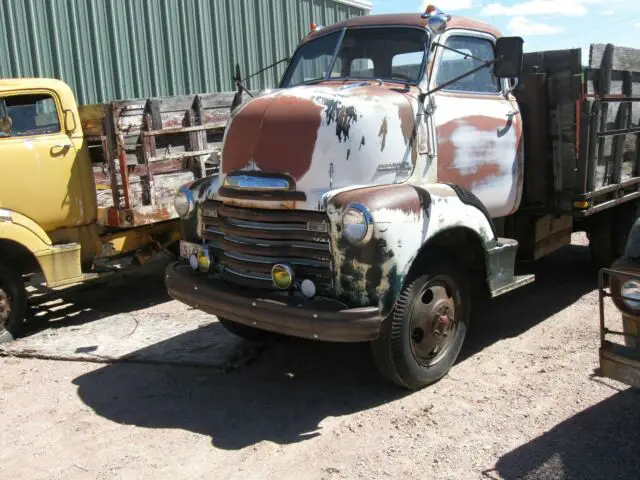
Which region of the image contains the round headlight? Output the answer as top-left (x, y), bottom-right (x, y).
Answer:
top-left (174, 187), bottom-right (194, 218)
top-left (621, 279), bottom-right (640, 309)
top-left (342, 204), bottom-right (372, 245)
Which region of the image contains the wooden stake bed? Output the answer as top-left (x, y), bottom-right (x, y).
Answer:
top-left (78, 91), bottom-right (241, 228)
top-left (515, 43), bottom-right (640, 216)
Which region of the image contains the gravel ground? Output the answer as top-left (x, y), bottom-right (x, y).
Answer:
top-left (1, 234), bottom-right (640, 480)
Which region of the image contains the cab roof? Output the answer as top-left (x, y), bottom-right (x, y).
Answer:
top-left (304, 13), bottom-right (502, 42)
top-left (0, 77), bottom-right (72, 95)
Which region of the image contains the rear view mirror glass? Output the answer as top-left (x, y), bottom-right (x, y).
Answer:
top-left (494, 36), bottom-right (524, 78)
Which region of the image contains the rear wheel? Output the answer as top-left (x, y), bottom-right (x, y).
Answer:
top-left (371, 257), bottom-right (470, 390)
top-left (0, 265), bottom-right (27, 341)
top-left (217, 317), bottom-right (272, 341)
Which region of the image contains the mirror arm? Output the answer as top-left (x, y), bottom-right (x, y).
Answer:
top-left (420, 56), bottom-right (500, 100)
top-left (431, 42), bottom-right (486, 62)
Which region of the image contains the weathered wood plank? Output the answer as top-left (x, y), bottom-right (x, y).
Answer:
top-left (611, 71), bottom-right (632, 183)
top-left (591, 43), bottom-right (640, 73)
top-left (522, 48), bottom-right (582, 75)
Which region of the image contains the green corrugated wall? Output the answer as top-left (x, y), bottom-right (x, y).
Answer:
top-left (0, 0), bottom-right (369, 105)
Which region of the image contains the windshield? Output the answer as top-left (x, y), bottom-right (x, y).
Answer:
top-left (281, 27), bottom-right (429, 88)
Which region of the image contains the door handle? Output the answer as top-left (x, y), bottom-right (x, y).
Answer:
top-left (54, 143), bottom-right (72, 149)
top-left (506, 110), bottom-right (519, 119)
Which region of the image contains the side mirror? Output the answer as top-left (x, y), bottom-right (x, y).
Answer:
top-left (0, 116), bottom-right (11, 136)
top-left (494, 36), bottom-right (524, 78)
top-left (64, 109), bottom-right (77, 134)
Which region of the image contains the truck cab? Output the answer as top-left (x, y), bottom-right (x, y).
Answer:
top-left (0, 78), bottom-right (233, 341)
top-left (166, 8), bottom-right (529, 390)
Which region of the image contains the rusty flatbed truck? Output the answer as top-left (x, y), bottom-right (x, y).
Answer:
top-left (166, 7), bottom-right (640, 389)
top-left (0, 77), bottom-right (236, 340)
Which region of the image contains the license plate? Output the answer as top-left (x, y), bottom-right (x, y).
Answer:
top-left (179, 240), bottom-right (203, 259)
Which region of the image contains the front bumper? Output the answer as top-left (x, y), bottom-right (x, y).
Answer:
top-left (165, 262), bottom-right (383, 342)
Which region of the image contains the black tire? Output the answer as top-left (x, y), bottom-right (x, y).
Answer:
top-left (371, 256), bottom-right (470, 390)
top-left (0, 265), bottom-right (27, 340)
top-left (217, 317), bottom-right (272, 341)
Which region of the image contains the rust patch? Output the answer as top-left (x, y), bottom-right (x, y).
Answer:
top-left (221, 96), bottom-right (271, 173)
top-left (331, 183), bottom-right (424, 214)
top-left (397, 101), bottom-right (417, 165)
top-left (304, 14), bottom-right (501, 42)
top-left (378, 117), bottom-right (388, 151)
top-left (312, 96), bottom-right (358, 142)
top-left (252, 95), bottom-right (323, 180)
top-left (436, 115), bottom-right (507, 189)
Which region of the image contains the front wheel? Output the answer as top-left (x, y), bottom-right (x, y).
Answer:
top-left (0, 265), bottom-right (27, 341)
top-left (371, 257), bottom-right (470, 390)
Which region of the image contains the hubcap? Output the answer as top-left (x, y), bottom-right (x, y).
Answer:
top-left (0, 285), bottom-right (11, 328)
top-left (409, 278), bottom-right (458, 366)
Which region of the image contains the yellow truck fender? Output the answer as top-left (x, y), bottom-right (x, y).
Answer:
top-left (0, 209), bottom-right (82, 287)
top-left (0, 208), bottom-right (52, 252)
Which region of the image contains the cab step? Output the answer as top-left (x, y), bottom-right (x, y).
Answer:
top-left (487, 237), bottom-right (535, 298)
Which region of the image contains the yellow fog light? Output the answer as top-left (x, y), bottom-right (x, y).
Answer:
top-left (272, 264), bottom-right (294, 289)
top-left (197, 250), bottom-right (212, 272)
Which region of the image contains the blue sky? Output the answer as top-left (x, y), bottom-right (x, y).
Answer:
top-left (370, 0), bottom-right (640, 61)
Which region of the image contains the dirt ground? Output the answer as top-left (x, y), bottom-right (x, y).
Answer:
top-left (1, 234), bottom-right (640, 480)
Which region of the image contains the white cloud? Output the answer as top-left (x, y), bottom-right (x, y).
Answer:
top-left (635, 22), bottom-right (640, 27)
top-left (420, 0), bottom-right (473, 11)
top-left (507, 15), bottom-right (565, 35)
top-left (481, 0), bottom-right (602, 17)
top-left (602, 9), bottom-right (615, 14)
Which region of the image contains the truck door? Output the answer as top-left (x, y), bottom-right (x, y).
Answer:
top-left (0, 90), bottom-right (90, 233)
top-left (429, 30), bottom-right (523, 218)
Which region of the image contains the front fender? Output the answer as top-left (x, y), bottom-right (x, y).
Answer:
top-left (326, 183), bottom-right (498, 315)
top-left (0, 209), bottom-right (52, 253)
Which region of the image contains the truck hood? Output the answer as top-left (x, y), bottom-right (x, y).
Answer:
top-left (219, 83), bottom-right (420, 210)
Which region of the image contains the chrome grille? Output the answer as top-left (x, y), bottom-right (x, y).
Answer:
top-left (200, 200), bottom-right (333, 294)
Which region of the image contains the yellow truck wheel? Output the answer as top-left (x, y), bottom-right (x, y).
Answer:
top-left (0, 265), bottom-right (27, 341)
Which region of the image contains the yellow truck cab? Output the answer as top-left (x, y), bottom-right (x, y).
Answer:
top-left (0, 78), bottom-right (234, 340)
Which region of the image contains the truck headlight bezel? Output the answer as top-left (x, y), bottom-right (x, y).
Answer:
top-left (621, 278), bottom-right (640, 310)
top-left (341, 203), bottom-right (373, 245)
top-left (174, 186), bottom-right (195, 219)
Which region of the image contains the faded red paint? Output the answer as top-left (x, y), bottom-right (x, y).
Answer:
top-left (397, 100), bottom-right (417, 164)
top-left (303, 14), bottom-right (501, 43)
top-left (253, 96), bottom-right (323, 180)
top-left (221, 95), bottom-right (322, 180)
top-left (221, 96), bottom-right (271, 173)
top-left (331, 183), bottom-right (423, 214)
top-left (436, 115), bottom-right (507, 189)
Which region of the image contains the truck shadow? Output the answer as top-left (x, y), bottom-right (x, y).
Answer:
top-left (461, 242), bottom-right (596, 361)
top-left (24, 260), bottom-right (173, 335)
top-left (73, 335), bottom-right (403, 450)
top-left (71, 242), bottom-right (600, 450)
top-left (488, 387), bottom-right (640, 479)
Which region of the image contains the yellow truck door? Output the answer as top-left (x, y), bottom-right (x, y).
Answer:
top-left (0, 89), bottom-right (90, 232)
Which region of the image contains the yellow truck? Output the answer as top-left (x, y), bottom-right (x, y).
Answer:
top-left (0, 78), bottom-right (234, 340)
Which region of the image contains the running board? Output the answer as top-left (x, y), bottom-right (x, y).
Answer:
top-left (487, 237), bottom-right (535, 298)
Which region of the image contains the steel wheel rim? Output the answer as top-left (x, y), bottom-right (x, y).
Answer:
top-left (408, 275), bottom-right (458, 366)
top-left (0, 283), bottom-right (11, 329)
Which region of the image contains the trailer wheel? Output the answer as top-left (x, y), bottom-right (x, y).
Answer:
top-left (371, 257), bottom-right (469, 390)
top-left (0, 265), bottom-right (27, 341)
top-left (217, 317), bottom-right (273, 341)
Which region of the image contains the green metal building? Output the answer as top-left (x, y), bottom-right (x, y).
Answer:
top-left (0, 0), bottom-right (371, 105)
